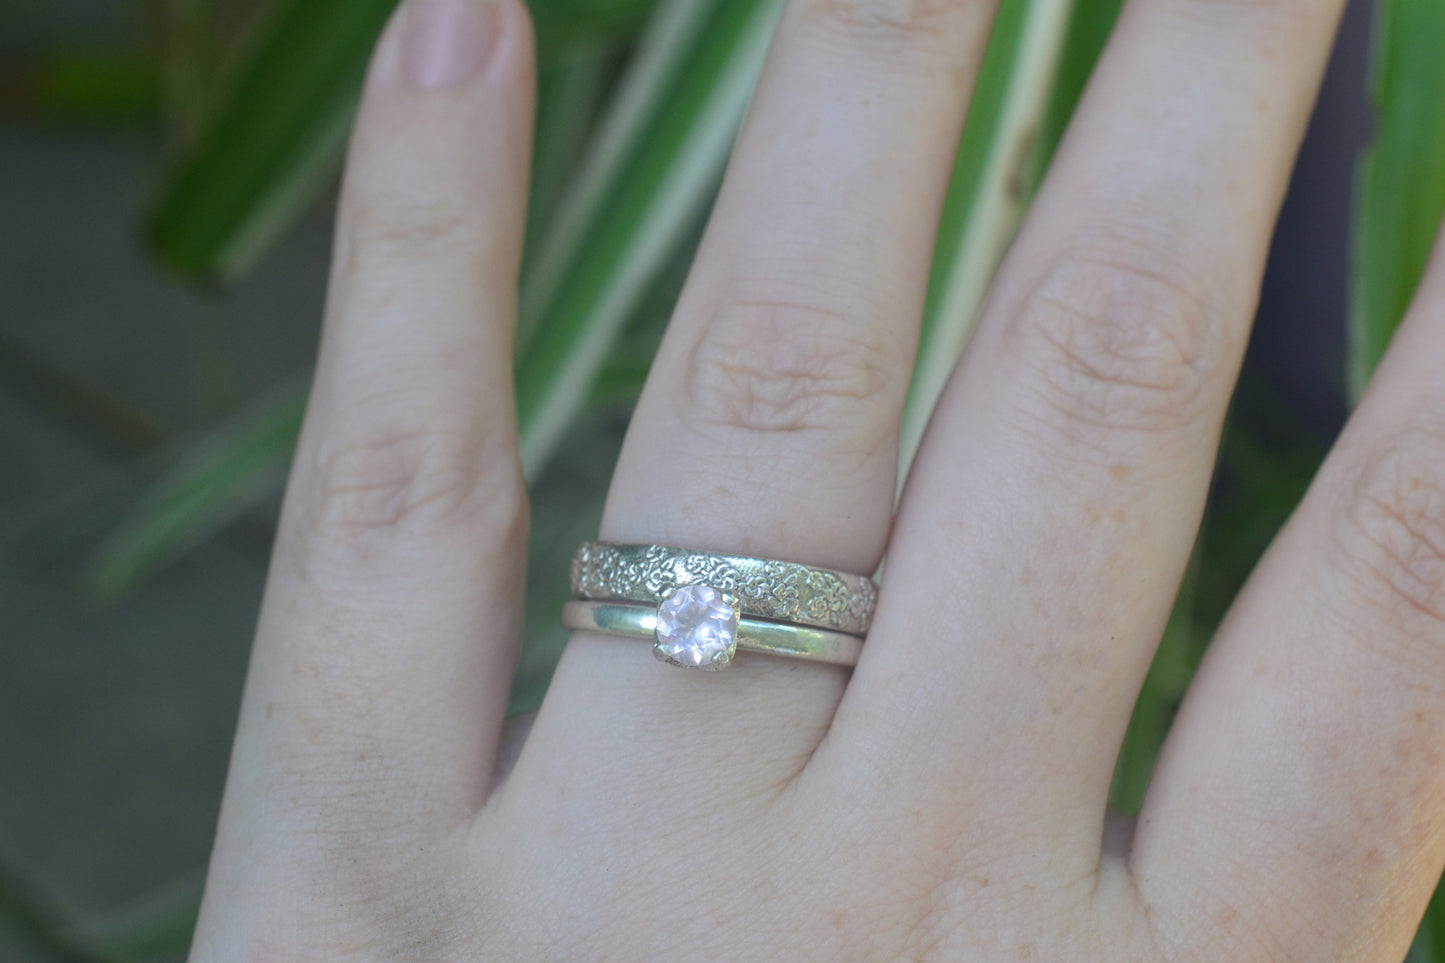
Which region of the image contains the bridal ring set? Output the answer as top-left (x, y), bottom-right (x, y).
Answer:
top-left (561, 542), bottom-right (878, 669)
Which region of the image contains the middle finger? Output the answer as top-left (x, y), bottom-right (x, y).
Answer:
top-left (517, 0), bottom-right (999, 798)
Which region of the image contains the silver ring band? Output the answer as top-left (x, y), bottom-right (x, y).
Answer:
top-left (570, 542), bottom-right (877, 635)
top-left (562, 600), bottom-right (863, 668)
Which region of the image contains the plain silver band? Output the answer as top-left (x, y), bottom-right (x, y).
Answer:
top-left (570, 541), bottom-right (877, 635)
top-left (562, 601), bottom-right (863, 667)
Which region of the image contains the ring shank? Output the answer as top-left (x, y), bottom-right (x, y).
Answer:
top-left (562, 601), bottom-right (863, 667)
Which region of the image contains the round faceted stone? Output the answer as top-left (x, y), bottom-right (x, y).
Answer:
top-left (654, 584), bottom-right (739, 668)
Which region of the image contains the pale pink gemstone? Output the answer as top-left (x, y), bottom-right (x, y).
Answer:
top-left (654, 584), bottom-right (738, 667)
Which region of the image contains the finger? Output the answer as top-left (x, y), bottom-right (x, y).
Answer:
top-left (829, 0), bottom-right (1346, 861)
top-left (1131, 234), bottom-right (1445, 960)
top-left (515, 0), bottom-right (998, 797)
top-left (201, 0), bottom-right (534, 911)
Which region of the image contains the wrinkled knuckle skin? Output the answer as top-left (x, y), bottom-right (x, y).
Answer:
top-left (683, 293), bottom-right (903, 450)
top-left (1329, 428), bottom-right (1445, 635)
top-left (1164, 0), bottom-right (1313, 39)
top-left (804, 0), bottom-right (975, 43)
top-left (336, 200), bottom-right (486, 279)
top-left (300, 420), bottom-right (526, 561)
top-left (1004, 250), bottom-right (1222, 444)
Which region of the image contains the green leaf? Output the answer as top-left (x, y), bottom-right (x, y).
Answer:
top-left (898, 0), bottom-right (1078, 479)
top-left (160, 0), bottom-right (216, 142)
top-left (83, 377), bottom-right (306, 603)
top-left (898, 0), bottom-right (1128, 482)
top-left (1109, 553), bottom-right (1201, 815)
top-left (8, 452), bottom-right (168, 573)
top-left (149, 0), bottom-right (660, 282)
top-left (1411, 876), bottom-right (1445, 961)
top-left (1193, 375), bottom-right (1323, 630)
top-left (2, 52), bottom-right (161, 124)
top-left (514, 0), bottom-right (784, 479)
top-left (517, 0), bottom-right (719, 353)
top-left (585, 218), bottom-right (699, 410)
top-left (149, 0), bottom-right (398, 281)
top-left (1349, 0), bottom-right (1445, 398)
top-left (1027, 0), bottom-right (1127, 189)
top-left (529, 0), bottom-right (659, 56)
top-left (525, 49), bottom-right (613, 265)
top-left (511, 453), bottom-right (609, 715)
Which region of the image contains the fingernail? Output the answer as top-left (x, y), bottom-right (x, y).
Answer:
top-left (402, 0), bottom-right (497, 88)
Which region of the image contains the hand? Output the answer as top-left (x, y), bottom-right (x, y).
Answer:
top-left (188, 0), bottom-right (1445, 959)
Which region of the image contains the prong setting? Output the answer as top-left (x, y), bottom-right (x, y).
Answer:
top-left (652, 584), bottom-right (741, 669)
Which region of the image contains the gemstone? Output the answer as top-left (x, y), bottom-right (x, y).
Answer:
top-left (653, 584), bottom-right (739, 669)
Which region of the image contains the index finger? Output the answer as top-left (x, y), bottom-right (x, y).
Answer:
top-left (195, 0), bottom-right (534, 938)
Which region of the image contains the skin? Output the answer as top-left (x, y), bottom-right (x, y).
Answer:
top-left (189, 0), bottom-right (1445, 959)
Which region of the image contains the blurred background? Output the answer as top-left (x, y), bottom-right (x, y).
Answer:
top-left (1, 0), bottom-right (1442, 958)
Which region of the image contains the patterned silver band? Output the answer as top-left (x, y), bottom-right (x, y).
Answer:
top-left (569, 541), bottom-right (877, 636)
top-left (561, 601), bottom-right (863, 667)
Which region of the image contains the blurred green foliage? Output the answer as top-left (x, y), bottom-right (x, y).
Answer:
top-left (1350, 0), bottom-right (1445, 399)
top-left (149, 0), bottom-right (659, 279)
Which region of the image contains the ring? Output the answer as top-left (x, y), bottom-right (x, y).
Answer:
top-left (566, 542), bottom-right (876, 670)
top-left (569, 542), bottom-right (878, 635)
top-left (561, 598), bottom-right (864, 669)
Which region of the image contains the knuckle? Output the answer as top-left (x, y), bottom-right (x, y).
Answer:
top-left (683, 289), bottom-right (904, 451)
top-left (1163, 0), bottom-right (1314, 38)
top-left (1003, 248), bottom-right (1224, 443)
top-left (300, 417), bottom-right (526, 560)
top-left (336, 199), bottom-right (487, 277)
top-left (804, 0), bottom-right (975, 43)
top-left (1328, 426), bottom-right (1445, 632)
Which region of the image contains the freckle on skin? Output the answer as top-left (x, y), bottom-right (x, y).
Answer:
top-left (1109, 463), bottom-right (1129, 482)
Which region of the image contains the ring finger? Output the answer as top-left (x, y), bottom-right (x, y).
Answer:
top-left (829, 0), bottom-right (1346, 870)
